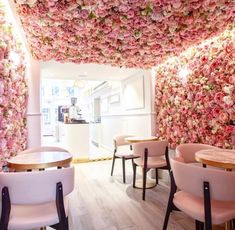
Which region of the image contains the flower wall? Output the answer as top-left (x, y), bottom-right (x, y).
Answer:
top-left (155, 29), bottom-right (235, 149)
top-left (0, 2), bottom-right (28, 165)
top-left (15, 0), bottom-right (235, 68)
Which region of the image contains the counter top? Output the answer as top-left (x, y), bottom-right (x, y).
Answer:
top-left (64, 120), bottom-right (89, 124)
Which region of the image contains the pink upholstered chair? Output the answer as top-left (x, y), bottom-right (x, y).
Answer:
top-left (133, 140), bottom-right (168, 200)
top-left (163, 157), bottom-right (235, 230)
top-left (0, 166), bottom-right (74, 230)
top-left (176, 143), bottom-right (219, 164)
top-left (111, 135), bottom-right (135, 183)
top-left (19, 146), bottom-right (69, 154)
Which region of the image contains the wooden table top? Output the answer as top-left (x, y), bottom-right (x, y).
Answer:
top-left (7, 151), bottom-right (73, 171)
top-left (195, 149), bottom-right (235, 170)
top-left (125, 136), bottom-right (159, 143)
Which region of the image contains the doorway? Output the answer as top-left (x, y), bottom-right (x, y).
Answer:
top-left (40, 78), bottom-right (112, 160)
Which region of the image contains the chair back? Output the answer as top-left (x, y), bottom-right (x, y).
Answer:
top-left (170, 157), bottom-right (235, 201)
top-left (133, 140), bottom-right (167, 157)
top-left (19, 146), bottom-right (69, 154)
top-left (0, 167), bottom-right (74, 205)
top-left (176, 143), bottom-right (219, 163)
top-left (113, 135), bottom-right (134, 149)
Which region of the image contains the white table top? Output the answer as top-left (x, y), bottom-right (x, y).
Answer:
top-left (125, 136), bottom-right (159, 143)
top-left (7, 151), bottom-right (73, 171)
top-left (195, 149), bottom-right (235, 170)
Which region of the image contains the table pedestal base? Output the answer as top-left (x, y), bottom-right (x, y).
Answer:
top-left (213, 222), bottom-right (232, 230)
top-left (135, 178), bottom-right (157, 189)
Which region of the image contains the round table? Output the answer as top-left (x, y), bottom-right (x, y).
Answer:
top-left (125, 136), bottom-right (159, 143)
top-left (195, 149), bottom-right (235, 171)
top-left (7, 151), bottom-right (73, 171)
top-left (196, 148), bottom-right (235, 229)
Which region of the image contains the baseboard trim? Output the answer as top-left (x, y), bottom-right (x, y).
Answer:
top-left (72, 156), bottom-right (112, 164)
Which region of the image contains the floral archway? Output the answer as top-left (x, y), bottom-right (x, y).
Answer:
top-left (11, 0), bottom-right (235, 150)
top-left (0, 2), bottom-right (28, 166)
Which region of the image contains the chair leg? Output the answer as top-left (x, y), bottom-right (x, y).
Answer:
top-left (195, 220), bottom-right (204, 230)
top-left (142, 168), bottom-right (147, 200)
top-left (122, 157), bottom-right (126, 183)
top-left (133, 163), bottom-right (137, 188)
top-left (162, 202), bottom-right (172, 230)
top-left (0, 187), bottom-right (10, 230)
top-left (232, 219), bottom-right (235, 228)
top-left (204, 182), bottom-right (212, 230)
top-left (111, 155), bottom-right (116, 176)
top-left (142, 148), bottom-right (148, 201)
top-left (162, 171), bottom-right (178, 230)
top-left (55, 182), bottom-right (69, 230)
top-left (50, 217), bottom-right (69, 230)
top-left (131, 158), bottom-right (134, 171)
top-left (155, 168), bottom-right (159, 185)
top-left (195, 220), bottom-right (200, 230)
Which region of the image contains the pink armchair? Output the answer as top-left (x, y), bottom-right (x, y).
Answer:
top-left (111, 135), bottom-right (135, 183)
top-left (132, 140), bottom-right (168, 200)
top-left (176, 143), bottom-right (219, 164)
top-left (0, 166), bottom-right (74, 230)
top-left (163, 157), bottom-right (235, 230)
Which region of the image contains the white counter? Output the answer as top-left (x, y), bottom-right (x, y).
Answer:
top-left (64, 123), bottom-right (90, 160)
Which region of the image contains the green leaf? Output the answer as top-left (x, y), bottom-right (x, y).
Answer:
top-left (88, 11), bottom-right (96, 19)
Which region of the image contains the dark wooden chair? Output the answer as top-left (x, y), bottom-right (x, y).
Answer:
top-left (132, 140), bottom-right (169, 200)
top-left (163, 157), bottom-right (235, 230)
top-left (111, 135), bottom-right (135, 183)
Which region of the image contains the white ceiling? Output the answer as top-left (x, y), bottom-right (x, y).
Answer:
top-left (40, 61), bottom-right (142, 81)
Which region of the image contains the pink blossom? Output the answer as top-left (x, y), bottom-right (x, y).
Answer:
top-left (13, 1), bottom-right (235, 68)
top-left (223, 96), bottom-right (234, 106)
top-left (80, 9), bottom-right (89, 19)
top-left (225, 125), bottom-right (234, 134)
top-left (232, 136), bottom-right (235, 145)
top-left (155, 29), bottom-right (235, 149)
top-left (0, 4), bottom-right (27, 163)
top-left (229, 76), bottom-right (235, 85)
top-left (172, 0), bottom-right (182, 9)
top-left (230, 111), bottom-right (235, 121)
top-left (214, 92), bottom-right (224, 104)
top-left (219, 112), bottom-right (229, 123)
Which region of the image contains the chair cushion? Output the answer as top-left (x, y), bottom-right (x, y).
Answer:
top-left (173, 191), bottom-right (235, 225)
top-left (115, 146), bottom-right (134, 158)
top-left (8, 197), bottom-right (69, 230)
top-left (134, 157), bottom-right (166, 168)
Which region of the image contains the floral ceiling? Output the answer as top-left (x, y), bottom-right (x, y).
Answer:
top-left (15, 0), bottom-right (235, 68)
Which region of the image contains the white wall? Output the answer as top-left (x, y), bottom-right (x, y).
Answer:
top-left (26, 58), bottom-right (41, 147)
top-left (86, 70), bottom-right (155, 151)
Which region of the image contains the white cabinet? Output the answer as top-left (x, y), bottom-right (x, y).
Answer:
top-left (90, 123), bottom-right (101, 147)
top-left (64, 123), bottom-right (90, 160)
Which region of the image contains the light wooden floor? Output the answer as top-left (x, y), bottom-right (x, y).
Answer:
top-left (65, 160), bottom-right (195, 230)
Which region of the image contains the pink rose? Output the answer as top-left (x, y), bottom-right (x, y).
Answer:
top-left (229, 76), bottom-right (235, 85)
top-left (225, 125), bottom-right (234, 134)
top-left (219, 112), bottom-right (229, 123)
top-left (80, 9), bottom-right (89, 19)
top-left (223, 96), bottom-right (234, 106)
top-left (212, 106), bottom-right (220, 117)
top-left (214, 92), bottom-right (224, 104)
